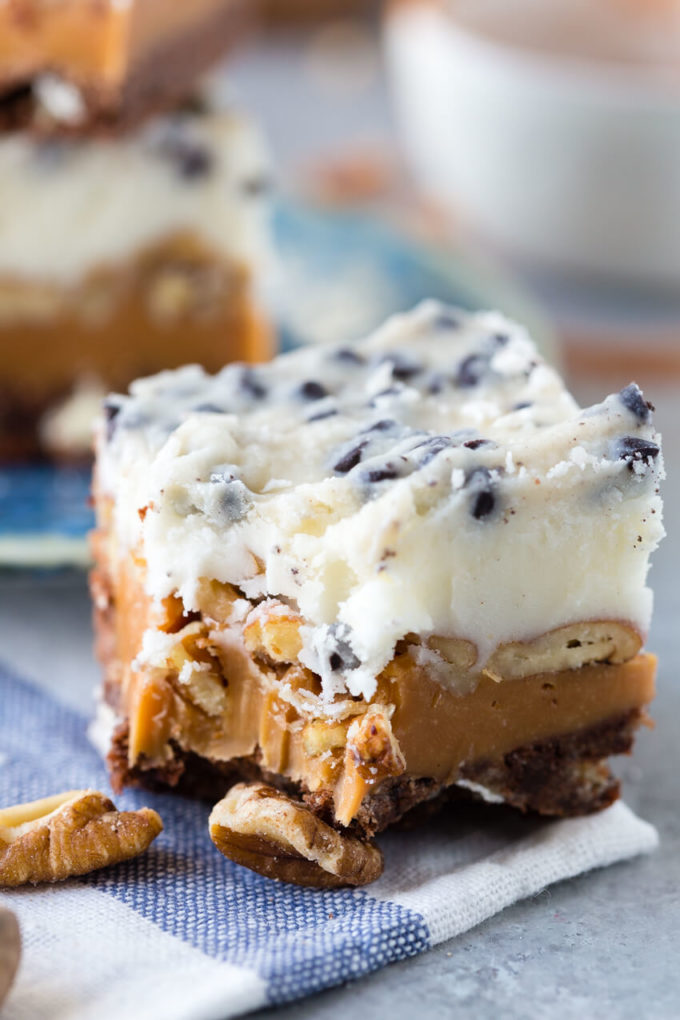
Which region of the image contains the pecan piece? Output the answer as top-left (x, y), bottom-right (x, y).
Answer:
top-left (244, 602), bottom-right (303, 664)
top-left (0, 790), bottom-right (163, 887)
top-left (0, 909), bottom-right (20, 1009)
top-left (209, 782), bottom-right (383, 888)
top-left (484, 621), bottom-right (643, 681)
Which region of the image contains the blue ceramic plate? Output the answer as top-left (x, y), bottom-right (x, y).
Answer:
top-left (0, 201), bottom-right (555, 569)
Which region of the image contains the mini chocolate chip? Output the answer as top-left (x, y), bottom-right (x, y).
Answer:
top-left (193, 403), bottom-right (224, 414)
top-left (161, 137), bottom-right (214, 180)
top-left (333, 347), bottom-right (365, 365)
top-left (217, 484), bottom-right (249, 522)
top-left (103, 401), bottom-right (121, 442)
top-left (380, 353), bottom-right (422, 381)
top-left (616, 436), bottom-right (660, 470)
top-left (365, 464), bottom-right (400, 483)
top-left (34, 137), bottom-right (70, 169)
top-left (239, 369), bottom-right (267, 399)
top-left (619, 383), bottom-right (654, 423)
top-left (299, 380), bottom-right (328, 401)
top-left (327, 624), bottom-right (360, 672)
top-left (241, 175), bottom-right (271, 197)
top-left (369, 387), bottom-right (401, 406)
top-left (513, 401), bottom-right (532, 411)
top-left (463, 438), bottom-right (493, 451)
top-left (466, 467), bottom-right (497, 520)
top-left (413, 435), bottom-right (454, 466)
top-left (362, 419), bottom-right (396, 433)
top-left (492, 332), bottom-right (510, 348)
top-left (434, 307), bottom-right (462, 330)
top-left (426, 373), bottom-right (447, 395)
top-left (308, 408), bottom-right (338, 423)
top-left (333, 441), bottom-right (368, 474)
top-left (455, 353), bottom-right (488, 388)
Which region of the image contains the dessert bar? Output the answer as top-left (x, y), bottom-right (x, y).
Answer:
top-left (0, 104), bottom-right (272, 459)
top-left (0, 0), bottom-right (249, 133)
top-left (91, 301), bottom-right (663, 884)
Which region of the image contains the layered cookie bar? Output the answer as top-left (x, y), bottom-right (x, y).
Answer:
top-left (0, 0), bottom-right (249, 133)
top-left (0, 105), bottom-right (272, 460)
top-left (91, 301), bottom-right (663, 885)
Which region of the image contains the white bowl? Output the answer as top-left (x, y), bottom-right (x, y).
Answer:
top-left (385, 0), bottom-right (680, 289)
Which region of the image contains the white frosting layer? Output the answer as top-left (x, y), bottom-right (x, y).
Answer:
top-left (98, 302), bottom-right (665, 702)
top-left (0, 108), bottom-right (270, 283)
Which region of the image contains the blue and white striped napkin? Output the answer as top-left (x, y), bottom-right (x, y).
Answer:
top-left (0, 666), bottom-right (657, 1020)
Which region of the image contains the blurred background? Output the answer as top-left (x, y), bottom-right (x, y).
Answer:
top-left (239, 0), bottom-right (680, 388)
top-left (2, 0), bottom-right (680, 561)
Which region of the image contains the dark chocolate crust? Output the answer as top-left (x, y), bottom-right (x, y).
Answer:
top-left (105, 708), bottom-right (644, 839)
top-left (0, 2), bottom-right (251, 136)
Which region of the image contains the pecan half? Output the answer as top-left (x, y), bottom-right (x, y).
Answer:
top-left (209, 782), bottom-right (383, 888)
top-left (484, 621), bottom-right (642, 681)
top-left (0, 790), bottom-right (163, 887)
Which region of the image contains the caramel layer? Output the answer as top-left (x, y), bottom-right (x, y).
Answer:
top-left (386, 652), bottom-right (656, 781)
top-left (97, 557), bottom-right (656, 829)
top-left (0, 233), bottom-right (272, 457)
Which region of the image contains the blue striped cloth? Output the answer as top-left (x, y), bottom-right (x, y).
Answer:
top-left (0, 667), bottom-right (657, 1020)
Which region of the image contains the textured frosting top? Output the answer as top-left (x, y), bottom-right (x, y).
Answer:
top-left (99, 302), bottom-right (665, 702)
top-left (0, 106), bottom-right (269, 282)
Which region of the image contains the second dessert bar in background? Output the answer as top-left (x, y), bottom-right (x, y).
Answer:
top-left (90, 302), bottom-right (664, 886)
top-left (0, 0), bottom-right (250, 133)
top-left (0, 103), bottom-right (272, 460)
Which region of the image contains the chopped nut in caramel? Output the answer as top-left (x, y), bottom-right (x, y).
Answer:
top-left (0, 790), bottom-right (163, 887)
top-left (209, 782), bottom-right (383, 888)
top-left (335, 708), bottom-right (406, 827)
top-left (244, 603), bottom-right (303, 664)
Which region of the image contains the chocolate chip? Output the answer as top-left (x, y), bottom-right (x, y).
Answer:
top-left (103, 401), bottom-right (121, 442)
top-left (308, 408), bottom-right (338, 423)
top-left (413, 435), bottom-right (454, 466)
top-left (463, 438), bottom-right (493, 451)
top-left (333, 441), bottom-right (368, 474)
top-left (380, 353), bottom-right (422, 381)
top-left (455, 353), bottom-right (488, 388)
top-left (34, 137), bottom-right (70, 169)
top-left (369, 387), bottom-right (401, 406)
top-left (327, 624), bottom-right (360, 672)
top-left (239, 369), bottom-right (267, 399)
top-left (193, 403), bottom-right (224, 414)
top-left (513, 401), bottom-right (532, 411)
top-left (207, 477), bottom-right (250, 524)
top-left (466, 467), bottom-right (497, 520)
top-left (616, 436), bottom-right (660, 471)
top-left (333, 347), bottom-right (365, 366)
top-left (426, 373), bottom-right (447, 395)
top-left (434, 307), bottom-right (462, 330)
top-left (299, 381), bottom-right (328, 401)
top-left (365, 464), bottom-right (400, 483)
top-left (619, 383), bottom-right (654, 423)
top-left (241, 175), bottom-right (271, 197)
top-left (491, 332), bottom-right (510, 348)
top-left (362, 419), bottom-right (396, 433)
top-left (161, 137), bottom-right (214, 180)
